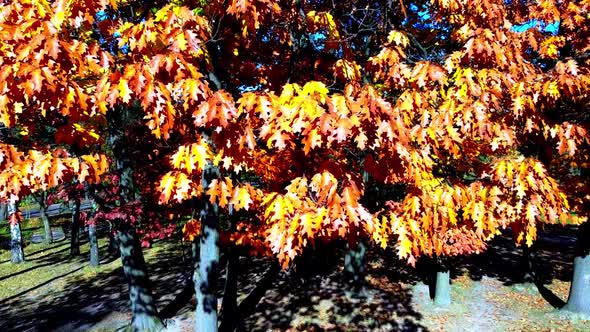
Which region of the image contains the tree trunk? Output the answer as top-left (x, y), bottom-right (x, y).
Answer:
top-left (9, 202), bottom-right (24, 263)
top-left (521, 243), bottom-right (536, 283)
top-left (434, 270), bottom-right (451, 306)
top-left (563, 223), bottom-right (590, 315)
top-left (40, 193), bottom-right (52, 244)
top-left (89, 223), bottom-right (99, 267)
top-left (433, 257), bottom-right (451, 306)
top-left (194, 212), bottom-right (220, 332)
top-left (108, 222), bottom-right (120, 256)
top-left (195, 161), bottom-right (221, 332)
top-left (219, 246), bottom-right (239, 332)
top-left (344, 240), bottom-right (367, 291)
top-left (70, 199), bottom-right (81, 256)
top-left (0, 203), bottom-right (7, 221)
top-left (34, 192), bottom-right (52, 243)
top-left (107, 102), bottom-right (162, 330)
top-left (118, 223), bottom-right (164, 331)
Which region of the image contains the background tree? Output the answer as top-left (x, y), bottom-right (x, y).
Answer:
top-left (367, 0), bottom-right (589, 306)
top-left (0, 1), bottom-right (162, 330)
top-left (8, 201), bottom-right (24, 263)
top-left (34, 191), bottom-right (52, 244)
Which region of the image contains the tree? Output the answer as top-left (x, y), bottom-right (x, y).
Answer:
top-left (34, 191), bottom-right (53, 244)
top-left (0, 1), bottom-right (162, 330)
top-left (2, 0), bottom-right (588, 330)
top-left (366, 0), bottom-right (589, 307)
top-left (8, 201), bottom-right (24, 263)
top-left (0, 203), bottom-right (7, 221)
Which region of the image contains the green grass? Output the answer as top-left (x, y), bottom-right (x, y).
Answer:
top-left (0, 217), bottom-right (71, 244)
top-left (0, 237), bottom-right (115, 300)
top-left (0, 225), bottom-right (182, 302)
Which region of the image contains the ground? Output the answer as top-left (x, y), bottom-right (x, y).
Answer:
top-left (0, 220), bottom-right (589, 331)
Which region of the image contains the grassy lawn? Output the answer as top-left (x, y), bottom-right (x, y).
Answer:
top-left (0, 217), bottom-right (116, 301)
top-left (0, 217), bottom-right (47, 244)
top-left (0, 220), bottom-right (189, 331)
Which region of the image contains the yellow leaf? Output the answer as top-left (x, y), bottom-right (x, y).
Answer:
top-left (154, 7), bottom-right (170, 22)
top-left (387, 30), bottom-right (409, 47)
top-left (231, 186), bottom-right (253, 211)
top-left (51, 11), bottom-right (66, 29)
top-left (176, 32), bottom-right (188, 51)
top-left (448, 207), bottom-right (457, 225)
top-left (158, 172), bottom-right (176, 204)
top-left (398, 235), bottom-right (412, 258)
top-left (300, 213), bottom-right (314, 237)
top-left (118, 79), bottom-right (132, 103)
top-left (189, 142), bottom-right (210, 172)
top-left (301, 81), bottom-right (329, 100)
top-left (526, 204), bottom-right (537, 223)
top-left (171, 146), bottom-right (186, 169)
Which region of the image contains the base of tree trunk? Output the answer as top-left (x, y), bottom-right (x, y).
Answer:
top-left (563, 255), bottom-right (590, 315)
top-left (42, 212), bottom-right (53, 244)
top-left (70, 199), bottom-right (81, 256)
top-left (118, 224), bottom-right (164, 332)
top-left (434, 270), bottom-right (451, 306)
top-left (130, 313), bottom-right (165, 332)
top-left (195, 217), bottom-right (220, 332)
top-left (219, 247), bottom-right (239, 332)
top-left (344, 241), bottom-right (367, 291)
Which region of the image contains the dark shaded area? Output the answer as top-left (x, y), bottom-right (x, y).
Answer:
top-left (457, 226), bottom-right (576, 284)
top-left (116, 223), bottom-right (164, 330)
top-left (0, 223), bottom-right (581, 331)
top-left (0, 239), bottom-right (187, 332)
top-left (160, 276), bottom-right (195, 319)
top-left (219, 246), bottom-right (240, 332)
top-left (0, 238), bottom-right (68, 264)
top-left (535, 279), bottom-right (566, 308)
top-left (451, 225), bottom-right (578, 308)
top-left (242, 246), bottom-right (427, 332)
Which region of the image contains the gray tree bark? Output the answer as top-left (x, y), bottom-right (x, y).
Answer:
top-left (107, 106), bottom-right (163, 331)
top-left (39, 192), bottom-right (52, 244)
top-left (118, 222), bottom-right (164, 331)
top-left (70, 199), bottom-right (81, 256)
top-left (9, 202), bottom-right (24, 263)
top-left (89, 223), bottom-right (99, 267)
top-left (0, 203), bottom-right (8, 221)
top-left (563, 223), bottom-right (590, 315)
top-left (432, 257), bottom-right (451, 306)
top-left (194, 163), bottom-right (220, 332)
top-left (434, 270), bottom-right (451, 306)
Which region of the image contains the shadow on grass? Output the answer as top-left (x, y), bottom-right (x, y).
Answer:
top-left (0, 239), bottom-right (191, 332)
top-left (449, 225), bottom-right (577, 309)
top-left (237, 245), bottom-right (427, 332)
top-left (0, 235), bottom-right (444, 331)
top-left (0, 241), bottom-right (98, 282)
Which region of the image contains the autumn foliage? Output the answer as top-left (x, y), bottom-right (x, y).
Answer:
top-left (0, 0), bottom-right (588, 271)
